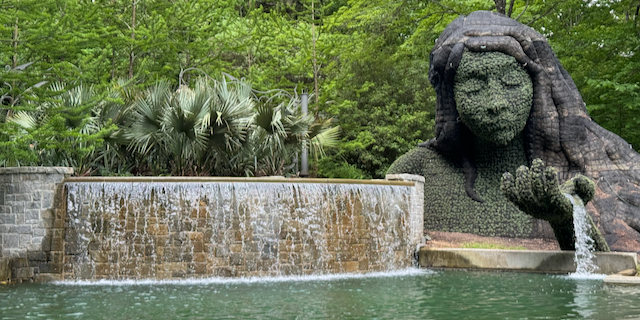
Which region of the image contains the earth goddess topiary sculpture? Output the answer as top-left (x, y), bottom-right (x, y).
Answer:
top-left (388, 11), bottom-right (640, 252)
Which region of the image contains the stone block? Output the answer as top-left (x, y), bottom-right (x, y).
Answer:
top-left (40, 209), bottom-right (53, 219)
top-left (31, 236), bottom-right (43, 244)
top-left (335, 261), bottom-right (359, 272)
top-left (10, 202), bottom-right (24, 213)
top-left (27, 242), bottom-right (42, 252)
top-left (10, 258), bottom-right (28, 268)
top-left (24, 201), bottom-right (42, 211)
top-left (278, 264), bottom-right (301, 275)
top-left (14, 194), bottom-right (31, 202)
top-left (41, 192), bottom-right (54, 209)
top-left (19, 234), bottom-right (32, 247)
top-left (256, 259), bottom-right (276, 272)
top-left (13, 267), bottom-right (34, 279)
top-left (192, 241), bottom-right (204, 252)
top-left (2, 234), bottom-right (19, 249)
top-left (187, 232), bottom-right (203, 242)
top-left (230, 244), bottom-right (243, 253)
top-left (171, 270), bottom-right (186, 278)
top-left (147, 224), bottom-right (169, 235)
top-left (0, 214), bottom-right (15, 224)
top-left (36, 261), bottom-right (62, 274)
top-left (61, 237), bottom-right (78, 253)
top-left (42, 219), bottom-right (54, 228)
top-left (28, 251), bottom-right (47, 262)
top-left (215, 246), bottom-right (230, 258)
top-left (31, 191), bottom-right (42, 201)
top-left (336, 251), bottom-right (354, 262)
top-left (193, 252), bottom-right (206, 262)
top-left (33, 228), bottom-right (46, 237)
top-left (358, 258), bottom-right (369, 271)
top-left (214, 267), bottom-right (236, 277)
top-left (188, 262), bottom-right (207, 274)
top-left (243, 241), bottom-right (259, 252)
top-left (90, 250), bottom-right (108, 262)
top-left (34, 273), bottom-right (63, 282)
top-left (230, 253), bottom-right (244, 266)
top-left (9, 225), bottom-right (31, 234)
top-left (94, 263), bottom-right (111, 276)
top-left (6, 185), bottom-right (19, 194)
top-left (0, 205), bottom-right (10, 214)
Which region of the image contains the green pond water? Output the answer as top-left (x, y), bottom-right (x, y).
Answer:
top-left (1, 269), bottom-right (638, 319)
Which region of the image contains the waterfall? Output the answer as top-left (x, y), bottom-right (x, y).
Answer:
top-left (64, 181), bottom-right (416, 280)
top-left (564, 194), bottom-right (599, 275)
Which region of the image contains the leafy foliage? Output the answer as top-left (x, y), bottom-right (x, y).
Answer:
top-left (2, 0), bottom-right (639, 178)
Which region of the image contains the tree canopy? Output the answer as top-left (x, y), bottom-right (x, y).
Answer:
top-left (2, 0), bottom-right (639, 177)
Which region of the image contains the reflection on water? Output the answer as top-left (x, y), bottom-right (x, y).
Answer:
top-left (571, 281), bottom-right (597, 318)
top-left (1, 270), bottom-right (640, 319)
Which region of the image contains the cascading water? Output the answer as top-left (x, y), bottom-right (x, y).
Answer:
top-left (64, 181), bottom-right (417, 280)
top-left (564, 194), bottom-right (599, 275)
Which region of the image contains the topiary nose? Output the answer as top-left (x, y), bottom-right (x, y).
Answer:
top-left (488, 79), bottom-right (508, 113)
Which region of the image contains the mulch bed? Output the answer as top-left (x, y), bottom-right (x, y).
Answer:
top-left (423, 230), bottom-right (560, 250)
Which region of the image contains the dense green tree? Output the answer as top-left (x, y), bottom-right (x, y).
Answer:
top-left (3, 0), bottom-right (640, 178)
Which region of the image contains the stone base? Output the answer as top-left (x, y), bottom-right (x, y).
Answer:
top-left (0, 258), bottom-right (9, 281)
top-left (418, 247), bottom-right (638, 274)
top-left (603, 274), bottom-right (640, 285)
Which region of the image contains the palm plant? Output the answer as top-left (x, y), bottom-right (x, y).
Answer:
top-left (202, 78), bottom-right (254, 175)
top-left (128, 81), bottom-right (172, 174)
top-left (4, 83), bottom-right (117, 174)
top-left (247, 92), bottom-right (340, 176)
top-left (163, 82), bottom-right (210, 175)
top-left (127, 78), bottom-right (255, 176)
top-left (92, 80), bottom-right (138, 175)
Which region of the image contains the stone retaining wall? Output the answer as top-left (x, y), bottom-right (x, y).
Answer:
top-left (63, 177), bottom-right (425, 280)
top-left (0, 170), bottom-right (424, 282)
top-left (0, 167), bottom-right (73, 282)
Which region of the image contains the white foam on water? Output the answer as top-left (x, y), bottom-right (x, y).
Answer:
top-left (564, 273), bottom-right (606, 280)
top-left (54, 268), bottom-right (432, 286)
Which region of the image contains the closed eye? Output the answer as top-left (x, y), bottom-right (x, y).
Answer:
top-left (458, 78), bottom-right (484, 93)
top-left (501, 71), bottom-right (523, 87)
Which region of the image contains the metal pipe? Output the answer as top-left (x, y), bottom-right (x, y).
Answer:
top-left (301, 91), bottom-right (309, 177)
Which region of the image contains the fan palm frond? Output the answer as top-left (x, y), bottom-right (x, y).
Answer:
top-left (128, 81), bottom-right (171, 155)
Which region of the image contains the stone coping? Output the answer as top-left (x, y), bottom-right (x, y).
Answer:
top-left (64, 176), bottom-right (416, 186)
top-left (385, 173), bottom-right (426, 183)
top-left (418, 247), bottom-right (638, 274)
top-left (603, 274), bottom-right (640, 285)
top-left (0, 167), bottom-right (74, 175)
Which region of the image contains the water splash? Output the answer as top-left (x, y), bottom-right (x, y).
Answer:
top-left (54, 268), bottom-right (432, 286)
top-left (65, 181), bottom-right (416, 280)
top-left (564, 194), bottom-right (600, 276)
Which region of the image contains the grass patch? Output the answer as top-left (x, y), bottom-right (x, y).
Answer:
top-left (461, 242), bottom-right (527, 250)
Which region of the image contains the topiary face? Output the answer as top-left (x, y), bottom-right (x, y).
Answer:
top-left (454, 51), bottom-right (533, 146)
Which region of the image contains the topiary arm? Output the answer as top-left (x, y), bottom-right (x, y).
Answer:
top-left (501, 159), bottom-right (609, 251)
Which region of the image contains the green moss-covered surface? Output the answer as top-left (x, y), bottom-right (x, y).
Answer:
top-left (388, 135), bottom-right (544, 238)
top-left (501, 159), bottom-right (610, 251)
top-left (454, 51), bottom-right (533, 146)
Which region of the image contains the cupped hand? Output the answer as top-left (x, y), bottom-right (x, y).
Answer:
top-left (500, 159), bottom-right (594, 224)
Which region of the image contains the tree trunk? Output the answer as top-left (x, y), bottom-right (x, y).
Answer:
top-left (13, 17), bottom-right (19, 69)
top-left (495, 0), bottom-right (506, 14)
top-left (507, 0), bottom-right (516, 17)
top-left (311, 0), bottom-right (319, 106)
top-left (129, 0), bottom-right (136, 79)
